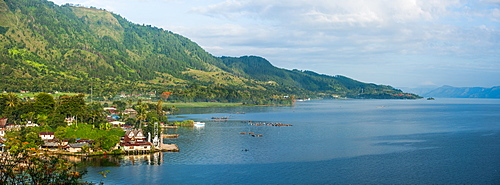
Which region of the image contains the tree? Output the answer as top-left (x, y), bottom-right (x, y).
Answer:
top-left (52, 94), bottom-right (87, 128)
top-left (33, 92), bottom-right (55, 115)
top-left (54, 126), bottom-right (67, 139)
top-left (4, 93), bottom-right (19, 108)
top-left (86, 102), bottom-right (106, 126)
top-left (156, 99), bottom-right (163, 116)
top-left (0, 152), bottom-right (86, 184)
top-left (160, 91), bottom-right (172, 100)
top-left (81, 144), bottom-right (90, 153)
top-left (56, 94), bottom-right (86, 117)
top-left (24, 131), bottom-right (43, 147)
top-left (36, 114), bottom-right (49, 127)
top-left (112, 100), bottom-right (127, 110)
top-left (20, 112), bottom-right (36, 123)
top-left (134, 104), bottom-right (147, 128)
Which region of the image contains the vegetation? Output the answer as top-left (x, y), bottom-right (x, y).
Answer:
top-left (171, 120), bottom-right (194, 127)
top-left (0, 151), bottom-right (87, 184)
top-left (0, 92), bottom-right (172, 150)
top-left (0, 0), bottom-right (420, 104)
top-left (57, 123), bottom-right (124, 151)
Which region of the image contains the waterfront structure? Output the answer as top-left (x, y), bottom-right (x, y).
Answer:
top-left (120, 129), bottom-right (152, 152)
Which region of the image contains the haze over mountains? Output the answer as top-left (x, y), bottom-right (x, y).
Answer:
top-left (0, 0), bottom-right (419, 102)
top-left (402, 86), bottom-right (500, 99)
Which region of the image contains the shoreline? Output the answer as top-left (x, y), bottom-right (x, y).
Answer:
top-left (44, 144), bottom-right (179, 157)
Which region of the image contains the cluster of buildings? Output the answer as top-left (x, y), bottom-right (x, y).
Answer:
top-left (0, 116), bottom-right (155, 154)
top-left (37, 129), bottom-right (154, 154)
top-left (0, 103), bottom-right (178, 154)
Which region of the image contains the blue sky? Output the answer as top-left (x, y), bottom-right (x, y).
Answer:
top-left (51, 0), bottom-right (499, 88)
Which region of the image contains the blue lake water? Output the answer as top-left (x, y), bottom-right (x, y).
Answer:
top-left (82, 98), bottom-right (500, 184)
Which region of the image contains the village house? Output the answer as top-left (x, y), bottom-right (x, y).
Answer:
top-left (65, 116), bottom-right (76, 125)
top-left (123, 108), bottom-right (137, 114)
top-left (67, 143), bottom-right (91, 153)
top-left (26, 121), bottom-right (39, 127)
top-left (40, 141), bottom-right (66, 151)
top-left (39, 132), bottom-right (55, 140)
top-left (120, 129), bottom-right (152, 152)
top-left (103, 107), bottom-right (117, 111)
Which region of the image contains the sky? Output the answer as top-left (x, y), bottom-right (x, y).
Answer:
top-left (50, 0), bottom-right (500, 88)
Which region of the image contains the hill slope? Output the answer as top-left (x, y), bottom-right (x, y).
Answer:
top-left (0, 0), bottom-right (420, 103)
top-left (423, 85), bottom-right (500, 98)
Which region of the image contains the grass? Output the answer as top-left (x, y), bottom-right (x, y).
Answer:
top-left (1, 92), bottom-right (80, 98)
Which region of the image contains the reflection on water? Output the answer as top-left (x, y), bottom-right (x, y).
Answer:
top-left (120, 152), bottom-right (164, 166)
top-left (62, 152), bottom-right (165, 168)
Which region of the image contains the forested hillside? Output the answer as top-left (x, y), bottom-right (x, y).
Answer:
top-left (423, 85), bottom-right (500, 98)
top-left (0, 0), bottom-right (420, 104)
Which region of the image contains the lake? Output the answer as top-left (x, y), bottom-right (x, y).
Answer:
top-left (82, 98), bottom-right (500, 184)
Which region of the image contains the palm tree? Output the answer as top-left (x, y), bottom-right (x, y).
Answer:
top-left (135, 104), bottom-right (147, 129)
top-left (5, 93), bottom-right (19, 108)
top-left (156, 99), bottom-right (163, 116)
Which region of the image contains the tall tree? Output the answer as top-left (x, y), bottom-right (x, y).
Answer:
top-left (33, 92), bottom-right (56, 115)
top-left (4, 93), bottom-right (19, 108)
top-left (134, 104), bottom-right (147, 128)
top-left (156, 99), bottom-right (163, 116)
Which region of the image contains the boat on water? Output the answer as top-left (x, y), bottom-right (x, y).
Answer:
top-left (193, 122), bottom-right (205, 127)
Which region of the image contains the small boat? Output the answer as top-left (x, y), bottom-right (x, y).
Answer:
top-left (193, 122), bottom-right (205, 127)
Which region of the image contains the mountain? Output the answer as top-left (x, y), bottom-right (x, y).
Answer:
top-left (0, 0), bottom-right (420, 103)
top-left (398, 85), bottom-right (440, 96)
top-left (422, 85), bottom-right (500, 98)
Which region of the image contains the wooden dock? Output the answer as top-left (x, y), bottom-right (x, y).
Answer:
top-left (162, 125), bottom-right (178, 129)
top-left (159, 143), bottom-right (179, 152)
top-left (162, 134), bottom-right (179, 138)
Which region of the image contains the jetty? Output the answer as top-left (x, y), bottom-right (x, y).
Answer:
top-left (162, 125), bottom-right (178, 129)
top-left (245, 121), bottom-right (293, 127)
top-left (162, 134), bottom-right (179, 138)
top-left (159, 143), bottom-right (179, 152)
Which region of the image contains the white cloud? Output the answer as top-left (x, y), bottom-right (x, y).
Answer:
top-left (189, 0), bottom-right (498, 57)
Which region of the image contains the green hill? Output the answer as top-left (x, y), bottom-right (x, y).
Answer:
top-left (0, 0), bottom-right (420, 104)
top-left (422, 85), bottom-right (500, 98)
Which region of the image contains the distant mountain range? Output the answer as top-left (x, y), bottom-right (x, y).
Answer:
top-left (0, 0), bottom-right (420, 102)
top-left (401, 85), bottom-right (500, 98)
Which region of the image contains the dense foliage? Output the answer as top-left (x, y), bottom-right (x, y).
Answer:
top-left (0, 93), bottom-right (125, 152)
top-left (0, 0), bottom-right (420, 101)
top-left (0, 151), bottom-right (87, 184)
